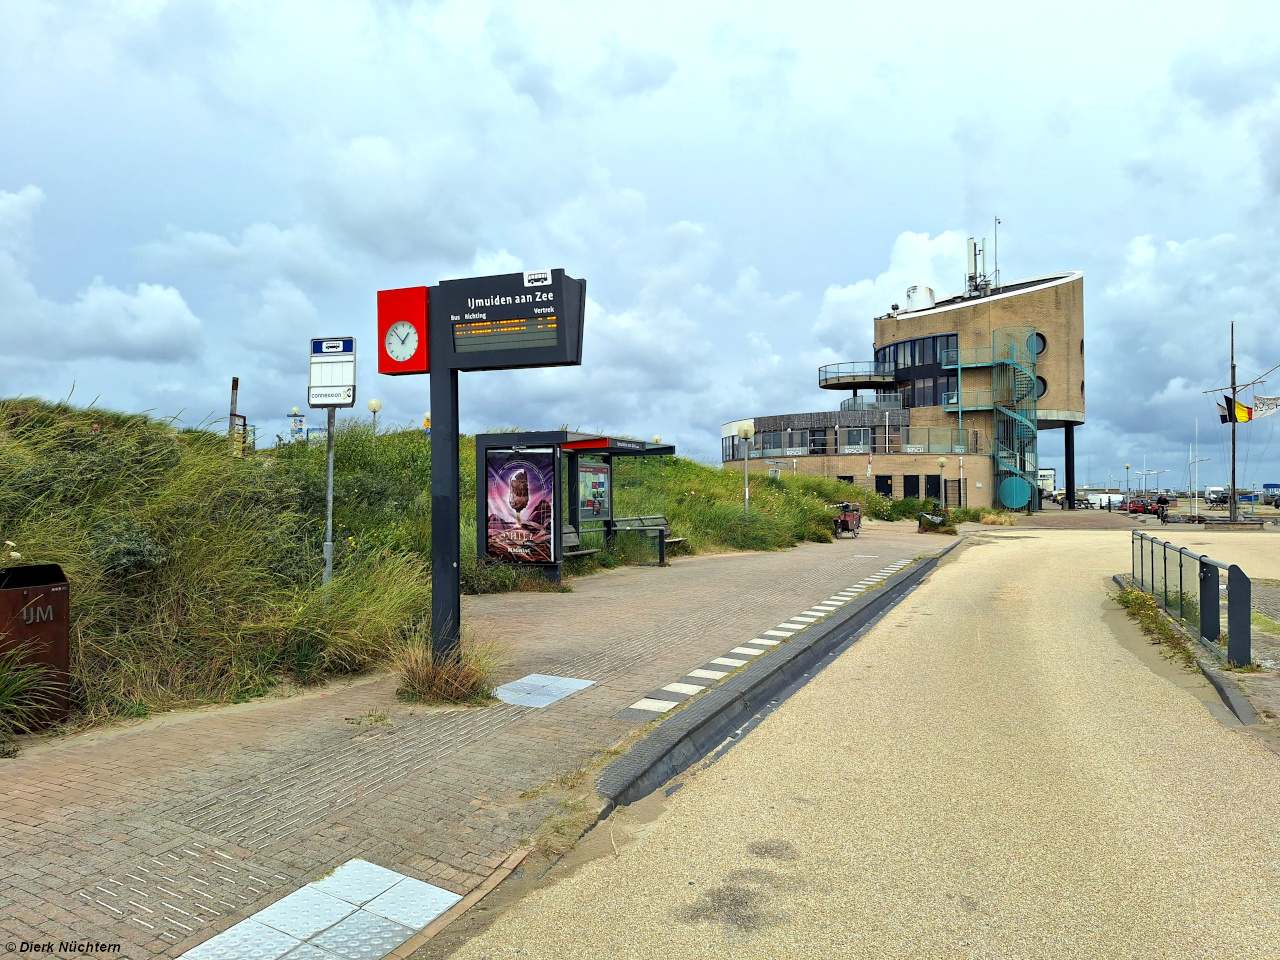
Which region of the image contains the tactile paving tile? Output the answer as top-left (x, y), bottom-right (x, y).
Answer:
top-left (181, 918), bottom-right (302, 960)
top-left (253, 885), bottom-right (359, 940)
top-left (495, 674), bottom-right (593, 707)
top-left (309, 860), bottom-right (403, 906)
top-left (364, 876), bottom-right (462, 929)
top-left (311, 910), bottom-right (416, 960)
top-left (281, 944), bottom-right (347, 960)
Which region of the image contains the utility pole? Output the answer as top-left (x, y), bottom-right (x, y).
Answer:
top-left (1230, 320), bottom-right (1238, 523)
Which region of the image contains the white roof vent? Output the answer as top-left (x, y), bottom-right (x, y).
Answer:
top-left (906, 285), bottom-right (935, 311)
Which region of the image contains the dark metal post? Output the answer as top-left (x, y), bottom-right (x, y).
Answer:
top-left (1064, 422), bottom-right (1076, 510)
top-left (566, 450), bottom-right (580, 535)
top-left (1162, 543), bottom-right (1168, 611)
top-left (430, 367), bottom-right (461, 655)
top-left (1227, 564), bottom-right (1251, 665)
top-left (658, 528), bottom-right (666, 566)
top-left (323, 406), bottom-right (336, 586)
top-left (1178, 550), bottom-right (1184, 622)
top-left (1199, 559), bottom-right (1219, 649)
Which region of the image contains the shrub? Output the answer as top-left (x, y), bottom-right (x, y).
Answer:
top-left (0, 646), bottom-right (57, 755)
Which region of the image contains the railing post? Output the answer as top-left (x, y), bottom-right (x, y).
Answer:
top-left (1162, 543), bottom-right (1168, 611)
top-left (1226, 564), bottom-right (1251, 666)
top-left (1199, 559), bottom-right (1219, 650)
top-left (658, 528), bottom-right (667, 566)
top-left (1178, 550), bottom-right (1184, 622)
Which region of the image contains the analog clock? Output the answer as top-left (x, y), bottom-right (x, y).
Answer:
top-left (385, 321), bottom-right (419, 362)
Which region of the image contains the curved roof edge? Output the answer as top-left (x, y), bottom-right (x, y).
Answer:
top-left (888, 271), bottom-right (1084, 321)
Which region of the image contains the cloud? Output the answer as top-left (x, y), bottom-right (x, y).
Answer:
top-left (813, 231), bottom-right (966, 358)
top-left (591, 37), bottom-right (677, 100)
top-left (0, 187), bottom-right (202, 363)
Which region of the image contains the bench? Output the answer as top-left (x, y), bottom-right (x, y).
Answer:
top-left (561, 525), bottom-right (600, 559)
top-left (610, 515), bottom-right (687, 564)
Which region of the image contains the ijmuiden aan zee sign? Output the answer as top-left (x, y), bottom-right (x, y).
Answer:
top-left (309, 337), bottom-right (356, 408)
top-left (429, 269), bottom-right (586, 372)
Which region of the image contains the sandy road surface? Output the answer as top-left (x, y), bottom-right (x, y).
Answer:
top-left (448, 529), bottom-right (1280, 959)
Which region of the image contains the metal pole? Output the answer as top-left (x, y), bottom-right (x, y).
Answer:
top-left (430, 367), bottom-right (462, 655)
top-left (323, 406), bottom-right (335, 586)
top-left (229, 376), bottom-right (240, 456)
top-left (743, 436), bottom-right (750, 517)
top-left (1230, 320), bottom-right (1238, 523)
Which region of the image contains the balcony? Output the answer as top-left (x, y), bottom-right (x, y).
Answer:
top-left (818, 361), bottom-right (897, 391)
top-left (839, 394), bottom-right (903, 412)
top-left (942, 390), bottom-right (995, 411)
top-left (940, 346), bottom-right (994, 368)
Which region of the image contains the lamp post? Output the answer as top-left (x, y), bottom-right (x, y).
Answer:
top-left (738, 422), bottom-right (755, 517)
top-left (936, 456), bottom-right (948, 508)
top-left (367, 398), bottom-right (382, 432)
top-left (1124, 463), bottom-right (1131, 500)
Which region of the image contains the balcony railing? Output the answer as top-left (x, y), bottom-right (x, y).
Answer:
top-left (942, 390), bottom-right (995, 410)
top-left (839, 394), bottom-right (903, 412)
top-left (940, 346), bottom-right (993, 368)
top-left (818, 361), bottom-right (896, 387)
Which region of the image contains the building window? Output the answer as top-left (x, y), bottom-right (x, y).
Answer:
top-left (785, 430), bottom-right (808, 455)
top-left (1035, 376), bottom-right (1048, 399)
top-left (761, 432), bottom-right (783, 456)
top-left (918, 377), bottom-right (936, 407)
top-left (1032, 332), bottom-right (1047, 356)
top-left (918, 337), bottom-right (935, 366)
top-left (722, 436), bottom-right (738, 461)
top-left (809, 429), bottom-right (830, 455)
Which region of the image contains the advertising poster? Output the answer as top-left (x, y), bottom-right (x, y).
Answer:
top-left (578, 460), bottom-right (612, 520)
top-left (486, 448), bottom-right (557, 563)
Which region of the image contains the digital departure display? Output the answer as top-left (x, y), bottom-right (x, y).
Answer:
top-left (454, 316), bottom-right (558, 352)
top-left (431, 268), bottom-right (586, 373)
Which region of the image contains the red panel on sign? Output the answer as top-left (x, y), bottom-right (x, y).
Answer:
top-left (377, 286), bottom-right (430, 375)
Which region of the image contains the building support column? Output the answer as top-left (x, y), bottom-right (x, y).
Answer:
top-left (1064, 422), bottom-right (1076, 510)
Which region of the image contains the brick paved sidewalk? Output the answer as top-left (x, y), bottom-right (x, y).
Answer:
top-left (0, 523), bottom-right (933, 957)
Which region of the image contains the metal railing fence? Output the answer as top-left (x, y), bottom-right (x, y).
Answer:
top-left (1131, 531), bottom-right (1251, 665)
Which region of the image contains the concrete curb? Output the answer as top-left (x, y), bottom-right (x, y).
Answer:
top-left (1110, 573), bottom-right (1258, 726)
top-left (595, 539), bottom-right (962, 808)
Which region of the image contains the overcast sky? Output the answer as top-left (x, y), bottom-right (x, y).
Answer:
top-left (3, 1), bottom-right (1280, 491)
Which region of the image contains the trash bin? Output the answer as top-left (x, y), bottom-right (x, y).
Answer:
top-left (0, 563), bottom-right (71, 726)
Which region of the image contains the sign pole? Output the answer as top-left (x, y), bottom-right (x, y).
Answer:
top-left (430, 366), bottom-right (461, 655)
top-left (323, 406), bottom-right (336, 586)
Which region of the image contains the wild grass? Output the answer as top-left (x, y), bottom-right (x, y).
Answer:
top-left (1115, 587), bottom-right (1197, 669)
top-left (0, 646), bottom-right (58, 755)
top-left (391, 627), bottom-right (507, 705)
top-left (0, 398), bottom-right (431, 726)
top-left (948, 506), bottom-right (1019, 525)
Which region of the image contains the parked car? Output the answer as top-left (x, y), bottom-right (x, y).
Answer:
top-left (1128, 498), bottom-right (1153, 514)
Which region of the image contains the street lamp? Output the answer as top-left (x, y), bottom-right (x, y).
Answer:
top-left (1124, 463), bottom-right (1131, 499)
top-left (936, 456), bottom-right (948, 508)
top-left (367, 398), bottom-right (382, 431)
top-left (737, 422), bottom-right (755, 517)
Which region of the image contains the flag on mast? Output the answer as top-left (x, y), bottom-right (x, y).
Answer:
top-left (1217, 399), bottom-right (1253, 423)
top-left (1253, 396), bottom-right (1280, 419)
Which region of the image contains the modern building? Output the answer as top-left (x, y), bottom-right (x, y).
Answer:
top-left (722, 256), bottom-right (1085, 509)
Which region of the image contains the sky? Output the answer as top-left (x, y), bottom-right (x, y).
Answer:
top-left (3, 0), bottom-right (1280, 492)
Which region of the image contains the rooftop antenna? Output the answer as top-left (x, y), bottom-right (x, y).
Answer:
top-left (993, 216), bottom-right (1001, 290)
top-left (966, 237), bottom-right (990, 297)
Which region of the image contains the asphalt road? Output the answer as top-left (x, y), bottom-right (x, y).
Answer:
top-left (448, 529), bottom-right (1280, 959)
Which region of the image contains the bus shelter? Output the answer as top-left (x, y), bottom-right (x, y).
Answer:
top-left (474, 430), bottom-right (676, 578)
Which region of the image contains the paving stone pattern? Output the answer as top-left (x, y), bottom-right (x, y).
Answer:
top-left (0, 526), bottom-right (929, 958)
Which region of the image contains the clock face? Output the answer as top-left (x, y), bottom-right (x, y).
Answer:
top-left (385, 321), bottom-right (419, 362)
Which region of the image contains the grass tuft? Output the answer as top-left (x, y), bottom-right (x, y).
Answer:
top-left (1116, 587), bottom-right (1198, 668)
top-left (391, 627), bottom-right (507, 705)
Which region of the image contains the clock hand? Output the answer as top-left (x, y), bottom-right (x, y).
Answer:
top-left (398, 329), bottom-right (410, 344)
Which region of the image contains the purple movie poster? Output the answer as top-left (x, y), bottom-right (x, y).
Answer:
top-left (485, 448), bottom-right (557, 563)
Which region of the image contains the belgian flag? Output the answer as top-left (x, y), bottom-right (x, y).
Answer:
top-left (1217, 399), bottom-right (1253, 423)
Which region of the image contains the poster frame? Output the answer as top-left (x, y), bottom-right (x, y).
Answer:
top-left (482, 446), bottom-right (562, 565)
top-left (577, 457), bottom-right (613, 522)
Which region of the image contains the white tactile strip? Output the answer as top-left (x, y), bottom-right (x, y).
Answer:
top-left (179, 859), bottom-right (460, 960)
top-left (494, 674), bottom-right (594, 708)
top-left (623, 558), bottom-right (915, 717)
